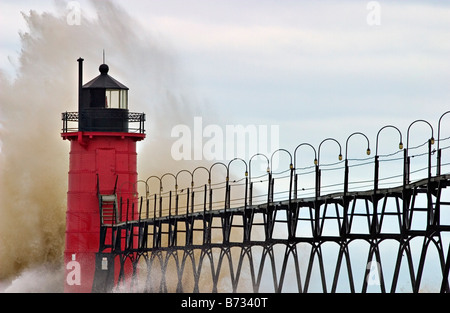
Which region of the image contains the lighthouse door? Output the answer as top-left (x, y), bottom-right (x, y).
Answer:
top-left (96, 148), bottom-right (116, 194)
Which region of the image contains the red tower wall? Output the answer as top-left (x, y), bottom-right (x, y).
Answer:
top-left (63, 131), bottom-right (144, 293)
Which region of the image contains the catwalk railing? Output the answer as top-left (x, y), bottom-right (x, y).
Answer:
top-left (62, 111), bottom-right (146, 133)
top-left (95, 111), bottom-right (450, 293)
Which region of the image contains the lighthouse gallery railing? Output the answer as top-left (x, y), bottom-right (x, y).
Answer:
top-left (61, 111), bottom-right (146, 134)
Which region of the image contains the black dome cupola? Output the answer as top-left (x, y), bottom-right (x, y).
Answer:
top-left (81, 63), bottom-right (129, 109)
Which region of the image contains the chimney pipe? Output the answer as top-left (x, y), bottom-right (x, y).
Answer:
top-left (77, 57), bottom-right (84, 110)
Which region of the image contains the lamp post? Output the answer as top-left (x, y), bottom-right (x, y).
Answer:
top-left (176, 169), bottom-right (194, 215)
top-left (210, 162), bottom-right (228, 211)
top-left (317, 138), bottom-right (343, 199)
top-left (405, 120), bottom-right (434, 184)
top-left (437, 111), bottom-right (450, 176)
top-left (193, 166), bottom-right (211, 213)
top-left (404, 119), bottom-right (434, 233)
top-left (134, 179), bottom-right (149, 220)
top-left (341, 132), bottom-right (370, 236)
top-left (145, 175), bottom-right (162, 218)
top-left (371, 125), bottom-right (404, 235)
top-left (374, 126), bottom-right (403, 192)
top-left (270, 149), bottom-right (293, 204)
top-left (249, 153), bottom-right (270, 207)
top-left (160, 173), bottom-right (177, 217)
top-left (344, 132), bottom-right (371, 196)
top-left (293, 143), bottom-right (317, 200)
top-left (227, 158), bottom-right (248, 209)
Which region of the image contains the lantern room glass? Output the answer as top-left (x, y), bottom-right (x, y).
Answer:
top-left (106, 89), bottom-right (128, 109)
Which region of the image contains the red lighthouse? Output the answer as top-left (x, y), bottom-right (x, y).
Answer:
top-left (61, 58), bottom-right (145, 292)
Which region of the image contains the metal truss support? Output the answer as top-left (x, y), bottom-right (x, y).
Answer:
top-left (95, 175), bottom-right (450, 293)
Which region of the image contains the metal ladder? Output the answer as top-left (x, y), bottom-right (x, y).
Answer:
top-left (97, 174), bottom-right (120, 227)
top-left (99, 194), bottom-right (118, 226)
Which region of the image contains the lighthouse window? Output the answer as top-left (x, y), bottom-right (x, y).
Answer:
top-left (105, 89), bottom-right (128, 109)
top-left (120, 90), bottom-right (128, 109)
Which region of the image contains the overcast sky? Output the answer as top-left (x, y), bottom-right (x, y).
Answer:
top-left (1, 0), bottom-right (450, 159)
